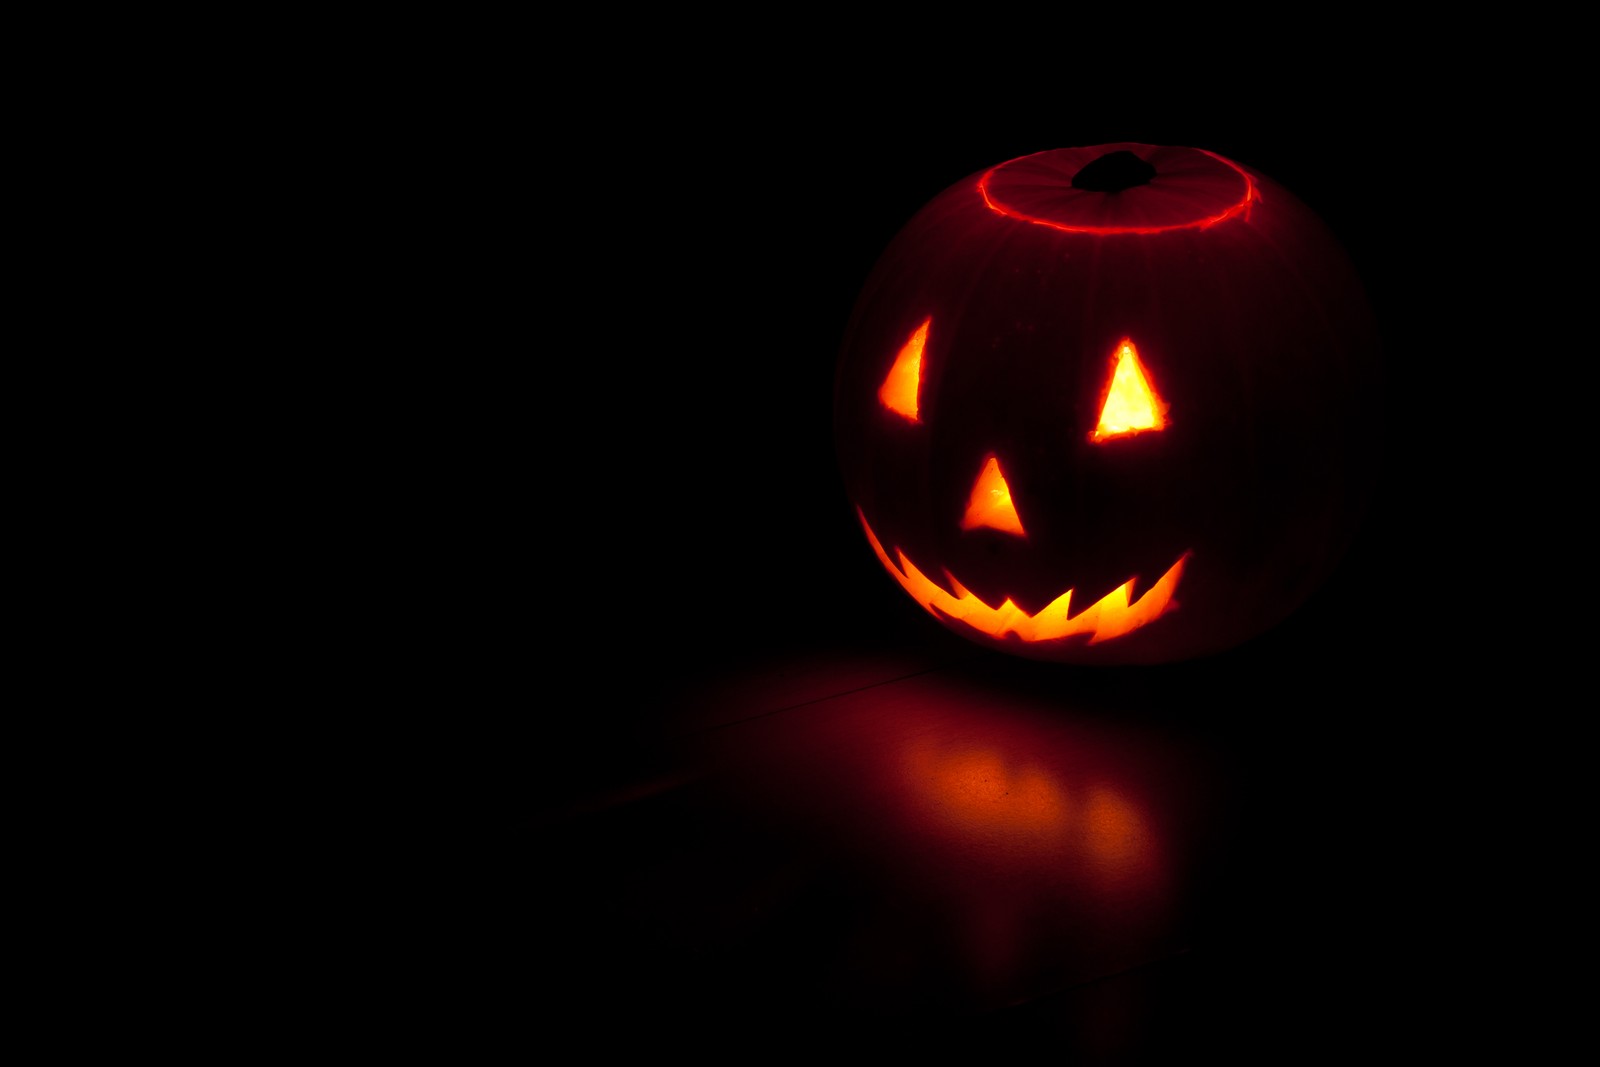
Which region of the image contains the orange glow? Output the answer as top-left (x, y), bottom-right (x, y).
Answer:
top-left (904, 742), bottom-right (1068, 837)
top-left (1090, 339), bottom-right (1167, 443)
top-left (878, 318), bottom-right (929, 421)
top-left (859, 508), bottom-right (1187, 644)
top-left (977, 147), bottom-right (1258, 234)
top-left (960, 455), bottom-right (1026, 537)
top-left (900, 742), bottom-right (1154, 879)
top-left (1084, 787), bottom-right (1149, 874)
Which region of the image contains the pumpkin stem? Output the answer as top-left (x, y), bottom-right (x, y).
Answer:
top-left (1071, 150), bottom-right (1156, 193)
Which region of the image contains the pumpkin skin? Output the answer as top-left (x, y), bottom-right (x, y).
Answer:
top-left (833, 143), bottom-right (1383, 666)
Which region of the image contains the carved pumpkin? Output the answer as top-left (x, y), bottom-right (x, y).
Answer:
top-left (834, 143), bottom-right (1383, 665)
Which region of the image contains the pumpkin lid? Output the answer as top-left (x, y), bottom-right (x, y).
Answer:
top-left (978, 143), bottom-right (1257, 235)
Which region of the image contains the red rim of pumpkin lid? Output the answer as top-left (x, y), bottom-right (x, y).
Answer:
top-left (978, 143), bottom-right (1257, 235)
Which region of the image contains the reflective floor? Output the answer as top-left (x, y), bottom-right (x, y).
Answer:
top-left (509, 588), bottom-right (1481, 1060)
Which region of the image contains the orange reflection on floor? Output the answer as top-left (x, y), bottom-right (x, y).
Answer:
top-left (904, 743), bottom-right (1068, 840)
top-left (1083, 784), bottom-right (1153, 882)
top-left (894, 733), bottom-right (1162, 891)
top-left (696, 662), bottom-right (1195, 1010)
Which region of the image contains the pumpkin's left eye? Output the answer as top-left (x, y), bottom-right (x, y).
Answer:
top-left (879, 317), bottom-right (930, 422)
top-left (1090, 338), bottom-right (1168, 443)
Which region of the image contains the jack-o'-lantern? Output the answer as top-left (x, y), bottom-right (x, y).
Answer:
top-left (833, 144), bottom-right (1383, 665)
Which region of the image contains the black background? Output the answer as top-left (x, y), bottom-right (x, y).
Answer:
top-left (411, 55), bottom-right (1564, 1055)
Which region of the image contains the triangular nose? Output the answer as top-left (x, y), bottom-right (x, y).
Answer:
top-left (960, 454), bottom-right (1026, 536)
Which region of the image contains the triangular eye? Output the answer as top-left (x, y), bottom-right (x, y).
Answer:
top-left (961, 454), bottom-right (1027, 537)
top-left (1090, 338), bottom-right (1168, 443)
top-left (879, 318), bottom-right (930, 422)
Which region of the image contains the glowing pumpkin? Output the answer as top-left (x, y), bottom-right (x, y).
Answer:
top-left (833, 144), bottom-right (1383, 665)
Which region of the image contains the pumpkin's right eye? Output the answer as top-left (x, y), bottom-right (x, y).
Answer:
top-left (1089, 337), bottom-right (1168, 443)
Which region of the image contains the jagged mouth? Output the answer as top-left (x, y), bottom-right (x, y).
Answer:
top-left (858, 509), bottom-right (1188, 646)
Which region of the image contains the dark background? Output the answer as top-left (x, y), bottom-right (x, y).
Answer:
top-left (414, 62), bottom-right (1558, 1057)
